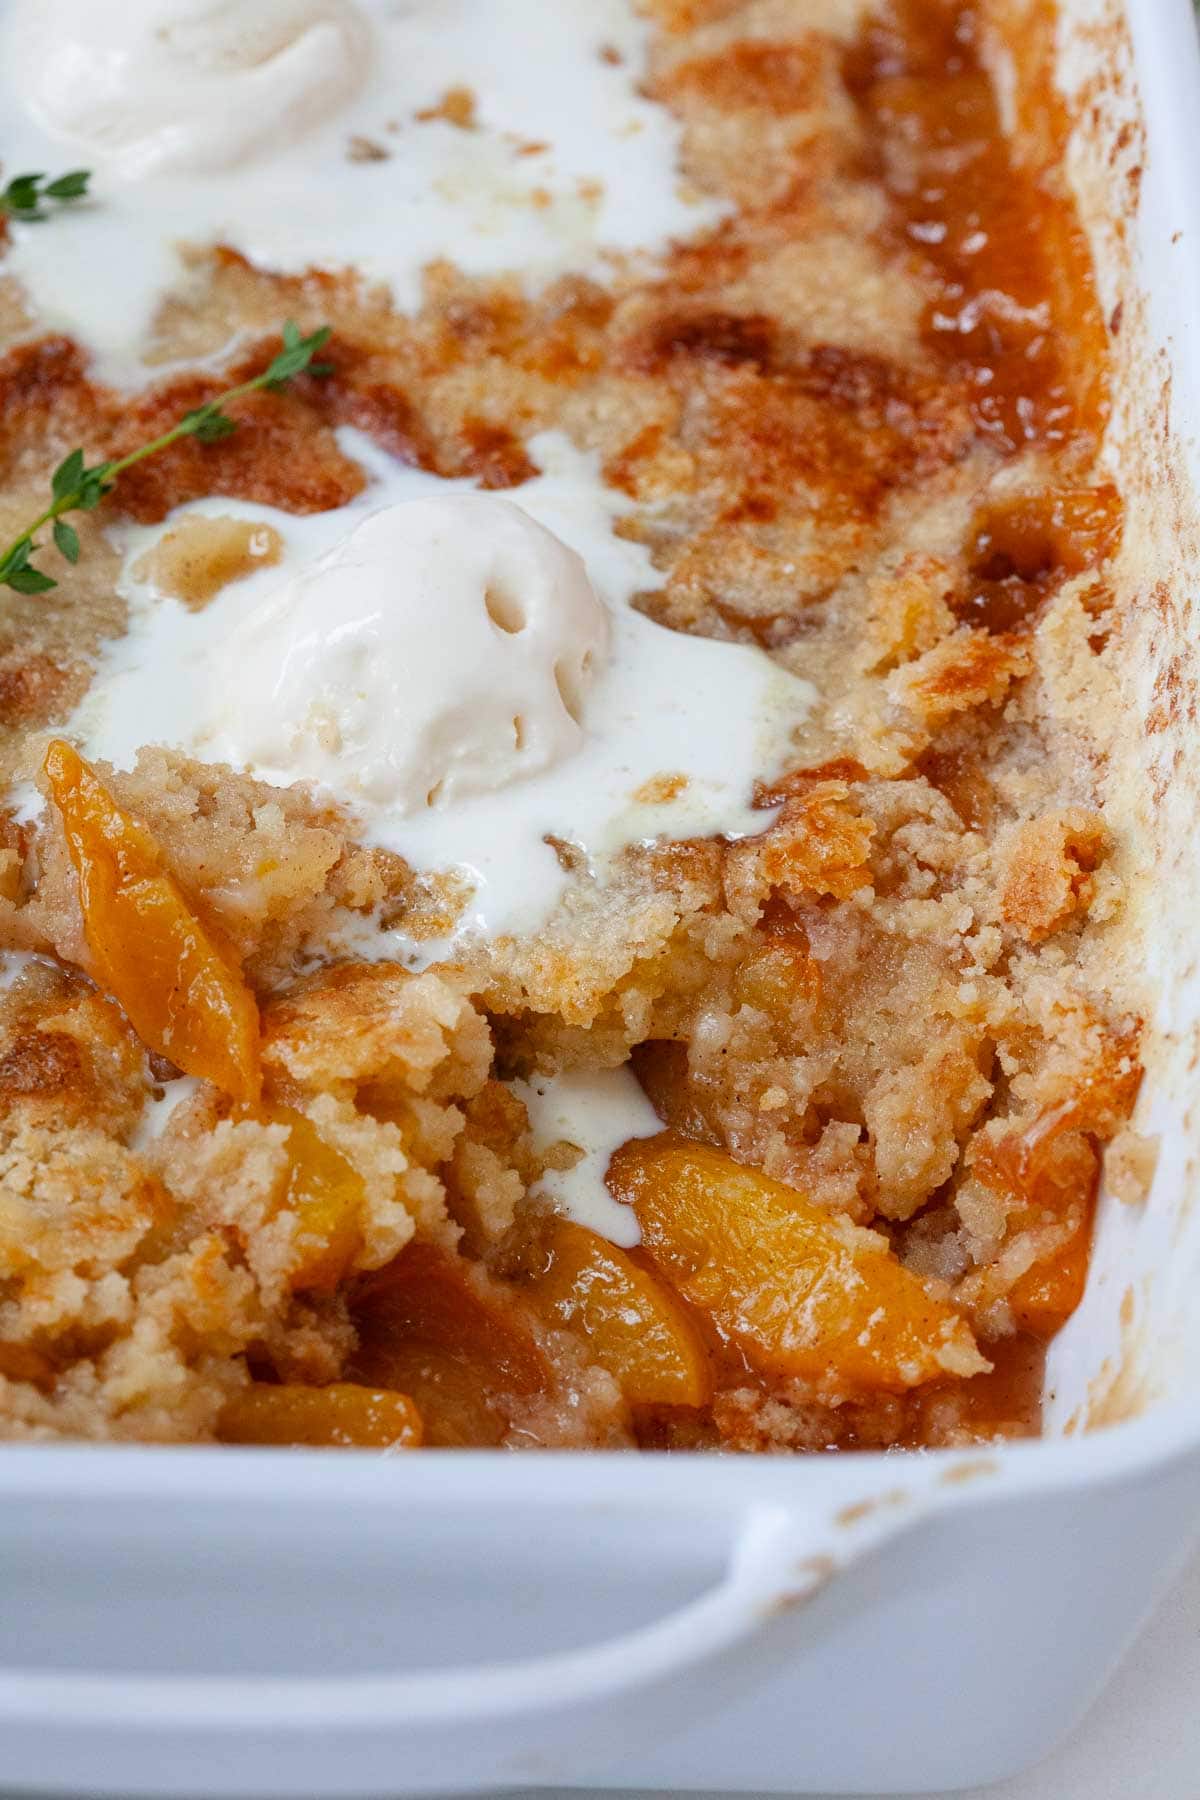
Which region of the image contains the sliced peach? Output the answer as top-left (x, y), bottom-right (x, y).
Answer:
top-left (350, 1242), bottom-right (550, 1447)
top-left (976, 1118), bottom-right (1098, 1336)
top-left (44, 740), bottom-right (260, 1103)
top-left (1008, 1235), bottom-right (1090, 1337)
top-left (218, 1381), bottom-right (423, 1448)
top-left (732, 934), bottom-right (822, 1019)
top-left (235, 1102), bottom-right (364, 1292)
top-left (528, 1217), bottom-right (712, 1407)
top-left (608, 1134), bottom-right (984, 1393)
top-left (278, 1109), bottom-right (365, 1291)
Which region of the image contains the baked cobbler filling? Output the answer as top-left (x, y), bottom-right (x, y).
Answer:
top-left (0, 0), bottom-right (1145, 1450)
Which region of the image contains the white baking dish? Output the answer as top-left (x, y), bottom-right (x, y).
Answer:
top-left (3, 2), bottom-right (1200, 1794)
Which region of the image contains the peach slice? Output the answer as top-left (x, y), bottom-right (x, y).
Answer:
top-left (350, 1242), bottom-right (550, 1447)
top-left (528, 1216), bottom-right (712, 1407)
top-left (44, 740), bottom-right (261, 1102)
top-left (218, 1381), bottom-right (423, 1448)
top-left (235, 1102), bottom-right (364, 1292)
top-left (975, 1118), bottom-right (1099, 1337)
top-left (277, 1109), bottom-right (365, 1292)
top-left (608, 1134), bottom-right (985, 1393)
top-left (1008, 1236), bottom-right (1090, 1337)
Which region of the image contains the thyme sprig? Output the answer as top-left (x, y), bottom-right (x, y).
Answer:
top-left (0, 322), bottom-right (332, 595)
top-left (0, 169), bottom-right (91, 222)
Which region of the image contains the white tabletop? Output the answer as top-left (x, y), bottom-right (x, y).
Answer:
top-left (543, 1534), bottom-right (1200, 1800)
top-left (988, 1533), bottom-right (1200, 1800)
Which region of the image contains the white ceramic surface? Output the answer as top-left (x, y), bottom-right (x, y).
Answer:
top-left (2, 2), bottom-right (1200, 1795)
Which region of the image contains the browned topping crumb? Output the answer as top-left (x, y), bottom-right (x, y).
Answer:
top-left (999, 810), bottom-right (1109, 944)
top-left (1103, 1130), bottom-right (1159, 1208)
top-left (347, 135), bottom-right (391, 164)
top-left (633, 773), bottom-right (690, 805)
top-left (415, 87), bottom-right (478, 130)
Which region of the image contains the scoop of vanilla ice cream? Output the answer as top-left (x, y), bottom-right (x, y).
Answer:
top-left (7, 0), bottom-right (370, 177)
top-left (202, 494), bottom-right (609, 814)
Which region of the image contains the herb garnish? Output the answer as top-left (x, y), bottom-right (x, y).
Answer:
top-left (0, 169), bottom-right (91, 222)
top-left (0, 322), bottom-right (332, 595)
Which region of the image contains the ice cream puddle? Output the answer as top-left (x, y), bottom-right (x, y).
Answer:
top-left (0, 0), bottom-right (724, 385)
top-left (512, 1067), bottom-right (664, 1248)
top-left (68, 429), bottom-right (816, 948)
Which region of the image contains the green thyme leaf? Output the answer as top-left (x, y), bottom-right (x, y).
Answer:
top-left (1, 174), bottom-right (45, 216)
top-left (262, 323), bottom-right (332, 388)
top-left (180, 406), bottom-right (238, 443)
top-left (51, 449), bottom-right (86, 501)
top-left (0, 168), bottom-right (91, 223)
top-left (75, 463), bottom-right (116, 510)
top-left (6, 564), bottom-right (57, 595)
top-left (53, 520), bottom-right (80, 564)
top-left (43, 170), bottom-right (91, 202)
top-left (0, 538), bottom-right (30, 575)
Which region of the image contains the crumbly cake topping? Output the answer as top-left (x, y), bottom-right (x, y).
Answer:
top-left (0, 0), bottom-right (1142, 1450)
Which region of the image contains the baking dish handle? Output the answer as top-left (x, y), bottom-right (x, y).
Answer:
top-left (0, 1494), bottom-right (920, 1797)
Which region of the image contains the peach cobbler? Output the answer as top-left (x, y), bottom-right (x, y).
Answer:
top-left (0, 0), bottom-right (1148, 1450)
